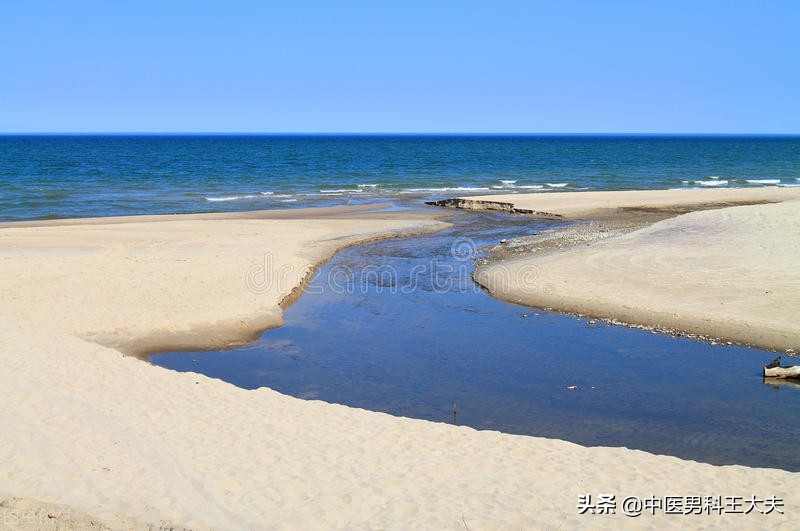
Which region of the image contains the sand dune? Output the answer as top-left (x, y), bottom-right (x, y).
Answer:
top-left (1, 205), bottom-right (798, 529)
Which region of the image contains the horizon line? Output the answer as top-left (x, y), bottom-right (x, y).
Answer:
top-left (1, 131), bottom-right (799, 136)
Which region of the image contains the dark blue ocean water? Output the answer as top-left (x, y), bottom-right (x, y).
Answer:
top-left (1, 134), bottom-right (799, 221)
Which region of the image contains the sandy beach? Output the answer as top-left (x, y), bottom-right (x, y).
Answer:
top-left (1, 201), bottom-right (799, 529)
top-left (466, 189), bottom-right (800, 352)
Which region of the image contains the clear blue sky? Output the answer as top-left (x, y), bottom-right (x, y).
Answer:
top-left (1, 1), bottom-right (797, 133)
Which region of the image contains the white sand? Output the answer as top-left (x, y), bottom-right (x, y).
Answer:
top-left (1, 206), bottom-right (798, 529)
top-left (0, 205), bottom-right (444, 357)
top-left (475, 195), bottom-right (800, 352)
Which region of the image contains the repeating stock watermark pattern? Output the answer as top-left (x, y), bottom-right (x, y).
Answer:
top-left (245, 236), bottom-right (554, 297)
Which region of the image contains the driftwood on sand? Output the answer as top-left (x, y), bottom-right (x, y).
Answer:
top-left (763, 356), bottom-right (800, 379)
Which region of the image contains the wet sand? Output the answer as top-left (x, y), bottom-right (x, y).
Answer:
top-left (1, 203), bottom-right (798, 529)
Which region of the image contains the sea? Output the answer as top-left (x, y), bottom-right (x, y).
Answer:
top-left (1, 134), bottom-right (799, 221)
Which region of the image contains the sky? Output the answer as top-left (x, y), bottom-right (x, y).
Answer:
top-left (1, 1), bottom-right (798, 133)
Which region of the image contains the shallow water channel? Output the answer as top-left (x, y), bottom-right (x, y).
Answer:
top-left (152, 211), bottom-right (800, 471)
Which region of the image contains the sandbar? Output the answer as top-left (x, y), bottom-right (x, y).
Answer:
top-left (431, 187), bottom-right (800, 220)
top-left (466, 190), bottom-right (800, 351)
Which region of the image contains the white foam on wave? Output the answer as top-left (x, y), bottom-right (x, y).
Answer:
top-left (319, 188), bottom-right (364, 194)
top-left (491, 179), bottom-right (520, 190)
top-left (205, 196), bottom-right (236, 202)
top-left (680, 179), bottom-right (730, 187)
top-left (779, 183), bottom-right (800, 188)
top-left (402, 186), bottom-right (492, 193)
top-left (205, 191), bottom-right (282, 202)
top-left (492, 184), bottom-right (545, 190)
top-left (357, 183), bottom-right (379, 188)
top-left (281, 198), bottom-right (298, 202)
top-left (544, 183), bottom-right (569, 188)
top-left (746, 179), bottom-right (780, 185)
top-left (205, 195), bottom-right (258, 202)
top-left (447, 186), bottom-right (492, 191)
